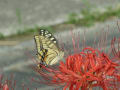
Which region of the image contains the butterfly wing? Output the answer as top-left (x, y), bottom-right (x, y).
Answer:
top-left (39, 29), bottom-right (59, 49)
top-left (34, 35), bottom-right (48, 65)
top-left (34, 29), bottom-right (64, 66)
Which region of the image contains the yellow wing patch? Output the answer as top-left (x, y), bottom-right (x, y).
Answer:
top-left (34, 29), bottom-right (64, 68)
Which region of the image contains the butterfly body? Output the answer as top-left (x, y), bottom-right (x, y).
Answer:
top-left (34, 29), bottom-right (64, 68)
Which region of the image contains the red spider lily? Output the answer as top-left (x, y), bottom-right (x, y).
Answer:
top-left (31, 26), bottom-right (120, 90)
top-left (32, 47), bottom-right (120, 90)
top-left (0, 74), bottom-right (16, 90)
top-left (0, 73), bottom-right (38, 90)
top-left (0, 74), bottom-right (38, 90)
top-left (111, 37), bottom-right (120, 61)
top-left (0, 74), bottom-right (36, 90)
top-left (0, 75), bottom-right (9, 90)
top-left (3, 84), bottom-right (9, 90)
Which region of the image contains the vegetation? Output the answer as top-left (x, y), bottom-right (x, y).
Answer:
top-left (16, 26), bottom-right (55, 35)
top-left (1, 6), bottom-right (120, 40)
top-left (16, 8), bottom-right (22, 25)
top-left (66, 7), bottom-right (120, 27)
top-left (0, 33), bottom-right (5, 40)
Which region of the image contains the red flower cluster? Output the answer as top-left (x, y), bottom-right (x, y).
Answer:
top-left (0, 75), bottom-right (10, 90)
top-left (33, 47), bottom-right (120, 90)
top-left (2, 84), bottom-right (9, 90)
top-left (32, 27), bottom-right (120, 90)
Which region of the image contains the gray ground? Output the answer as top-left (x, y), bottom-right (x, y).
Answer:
top-left (0, 0), bottom-right (120, 90)
top-left (0, 0), bottom-right (120, 36)
top-left (0, 18), bottom-right (120, 90)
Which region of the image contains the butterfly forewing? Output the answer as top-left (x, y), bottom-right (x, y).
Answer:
top-left (39, 30), bottom-right (57, 44)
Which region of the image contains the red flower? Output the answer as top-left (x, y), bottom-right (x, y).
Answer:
top-left (32, 26), bottom-right (120, 90)
top-left (0, 74), bottom-right (38, 90)
top-left (3, 84), bottom-right (9, 90)
top-left (111, 37), bottom-right (120, 62)
top-left (32, 47), bottom-right (120, 90)
top-left (0, 74), bottom-right (16, 90)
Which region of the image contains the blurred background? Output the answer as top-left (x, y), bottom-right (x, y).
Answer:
top-left (0, 0), bottom-right (120, 89)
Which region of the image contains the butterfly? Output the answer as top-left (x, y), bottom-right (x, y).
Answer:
top-left (34, 29), bottom-right (64, 68)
